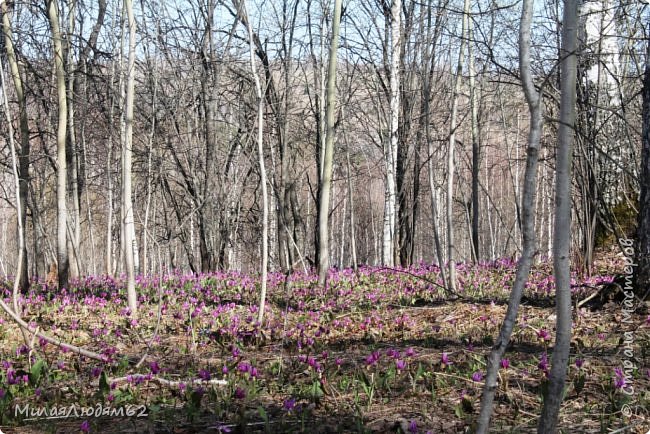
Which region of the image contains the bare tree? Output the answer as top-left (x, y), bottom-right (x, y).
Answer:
top-left (476, 0), bottom-right (543, 430)
top-left (636, 27), bottom-right (650, 300)
top-left (382, 0), bottom-right (400, 266)
top-left (47, 0), bottom-right (69, 290)
top-left (468, 13), bottom-right (480, 263)
top-left (0, 24), bottom-right (28, 346)
top-left (446, 0), bottom-right (470, 292)
top-left (236, 0), bottom-right (270, 321)
top-left (1, 0), bottom-right (29, 292)
top-left (538, 0), bottom-right (579, 431)
top-left (317, 0), bottom-right (343, 286)
top-left (122, 0), bottom-right (138, 316)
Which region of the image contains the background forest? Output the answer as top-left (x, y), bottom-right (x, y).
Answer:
top-left (0, 0), bottom-right (646, 282)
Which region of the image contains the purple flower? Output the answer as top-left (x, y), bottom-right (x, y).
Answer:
top-left (500, 358), bottom-right (510, 369)
top-left (365, 351), bottom-right (381, 366)
top-left (237, 362), bottom-right (250, 374)
top-left (396, 359), bottom-right (406, 370)
top-left (149, 361), bottom-right (160, 375)
top-left (408, 419), bottom-right (418, 433)
top-left (440, 352), bottom-right (451, 368)
top-left (234, 387), bottom-right (246, 399)
top-left (575, 358), bottom-right (584, 369)
top-left (222, 365), bottom-right (229, 374)
top-left (405, 347), bottom-right (416, 357)
top-left (614, 368), bottom-right (627, 389)
top-left (472, 371), bottom-right (483, 382)
top-left (80, 420), bottom-right (90, 433)
top-left (198, 369), bottom-right (211, 381)
top-left (537, 329), bottom-right (550, 341)
top-left (538, 353), bottom-right (549, 375)
top-left (283, 397), bottom-right (296, 411)
top-left (335, 358), bottom-right (343, 367)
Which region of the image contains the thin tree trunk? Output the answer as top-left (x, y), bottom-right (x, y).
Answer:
top-left (1, 0), bottom-right (29, 291)
top-left (1, 43), bottom-right (29, 348)
top-left (383, 0), bottom-right (401, 267)
top-left (122, 0), bottom-right (138, 316)
top-left (538, 0), bottom-right (579, 431)
top-left (80, 62), bottom-right (97, 275)
top-left (66, 0), bottom-right (80, 278)
top-left (635, 29), bottom-right (650, 300)
top-left (347, 152), bottom-right (358, 272)
top-left (446, 0), bottom-right (469, 292)
top-left (476, 0), bottom-right (543, 430)
top-left (468, 15), bottom-right (480, 263)
top-left (47, 0), bottom-right (69, 290)
top-left (238, 0), bottom-right (269, 322)
top-left (316, 0), bottom-right (343, 286)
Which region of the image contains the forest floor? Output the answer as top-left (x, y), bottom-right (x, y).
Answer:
top-left (0, 252), bottom-right (648, 433)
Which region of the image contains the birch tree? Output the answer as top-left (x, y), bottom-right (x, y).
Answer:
top-left (476, 0), bottom-right (543, 429)
top-left (122, 0), bottom-right (138, 316)
top-left (382, 0), bottom-right (400, 266)
top-left (538, 0), bottom-right (579, 431)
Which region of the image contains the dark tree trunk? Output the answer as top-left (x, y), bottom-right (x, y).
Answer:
top-left (636, 33), bottom-right (650, 300)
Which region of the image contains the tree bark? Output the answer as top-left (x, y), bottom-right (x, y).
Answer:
top-left (1, 0), bottom-right (29, 291)
top-left (122, 0), bottom-right (138, 317)
top-left (347, 152), bottom-right (358, 272)
top-left (317, 0), bottom-right (343, 286)
top-left (446, 0), bottom-right (470, 292)
top-left (469, 16), bottom-right (480, 263)
top-left (382, 0), bottom-right (400, 267)
top-left (538, 0), bottom-right (579, 431)
top-left (238, 0), bottom-right (269, 321)
top-left (635, 28), bottom-right (650, 300)
top-left (476, 0), bottom-right (543, 430)
top-left (47, 0), bottom-right (69, 290)
top-left (1, 32), bottom-right (29, 348)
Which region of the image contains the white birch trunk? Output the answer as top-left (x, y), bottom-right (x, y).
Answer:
top-left (122, 0), bottom-right (138, 316)
top-left (383, 0), bottom-right (401, 267)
